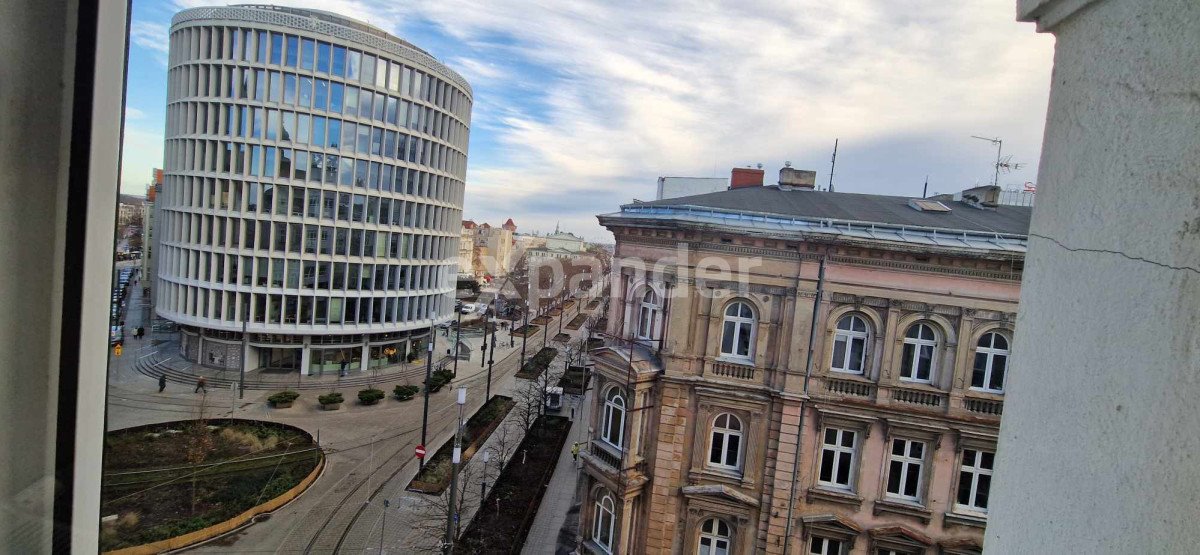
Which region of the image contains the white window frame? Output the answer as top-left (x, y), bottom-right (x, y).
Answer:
top-left (697, 517), bottom-right (731, 555)
top-left (817, 427), bottom-right (858, 491)
top-left (899, 323), bottom-right (937, 383)
top-left (884, 438), bottom-right (926, 502)
top-left (719, 301), bottom-right (756, 361)
top-left (593, 491), bottom-right (616, 552)
top-left (601, 386), bottom-right (626, 449)
top-left (636, 288), bottom-right (659, 341)
top-left (831, 314), bottom-right (869, 374)
top-left (708, 413), bottom-right (743, 471)
top-left (971, 332), bottom-right (1009, 393)
top-left (810, 536), bottom-right (844, 555)
top-left (955, 448), bottom-right (994, 514)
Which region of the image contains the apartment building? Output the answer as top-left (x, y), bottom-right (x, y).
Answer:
top-left (580, 175), bottom-right (1028, 554)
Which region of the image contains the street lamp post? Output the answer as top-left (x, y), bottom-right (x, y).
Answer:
top-left (452, 302), bottom-right (463, 378)
top-left (445, 386), bottom-right (467, 554)
top-left (520, 302), bottom-right (529, 369)
top-left (239, 300), bottom-right (248, 399)
top-left (480, 306), bottom-right (489, 369)
top-left (480, 449), bottom-right (491, 503)
top-left (486, 320), bottom-right (496, 402)
top-left (420, 323), bottom-right (435, 470)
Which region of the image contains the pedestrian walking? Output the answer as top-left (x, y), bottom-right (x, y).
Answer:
top-left (571, 442), bottom-right (580, 461)
top-left (194, 376), bottom-right (207, 393)
top-left (158, 374), bottom-right (166, 393)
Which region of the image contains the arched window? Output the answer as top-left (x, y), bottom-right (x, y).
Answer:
top-left (601, 387), bottom-right (626, 448)
top-left (708, 413), bottom-right (743, 470)
top-left (831, 314), bottom-right (870, 374)
top-left (972, 332), bottom-right (1009, 393)
top-left (900, 323), bottom-right (937, 383)
top-left (593, 490), bottom-right (615, 552)
top-left (720, 301), bottom-right (756, 360)
top-left (698, 518), bottom-right (731, 555)
top-left (636, 289), bottom-right (660, 340)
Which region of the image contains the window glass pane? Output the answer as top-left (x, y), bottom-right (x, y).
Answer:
top-left (331, 45), bottom-right (346, 76)
top-left (298, 76), bottom-right (312, 107)
top-left (301, 38), bottom-right (314, 70)
top-left (314, 79), bottom-right (328, 110)
top-left (270, 32), bottom-right (282, 65)
top-left (286, 35), bottom-right (298, 67)
top-left (341, 121), bottom-right (356, 152)
top-left (317, 41), bottom-right (330, 73)
top-left (297, 114), bottom-right (310, 144)
top-left (347, 50), bottom-right (361, 81)
top-left (345, 87), bottom-right (359, 117)
top-left (849, 338), bottom-right (864, 371)
top-left (269, 71), bottom-right (281, 102)
top-left (330, 82), bottom-right (344, 112)
top-left (266, 109), bottom-right (279, 140)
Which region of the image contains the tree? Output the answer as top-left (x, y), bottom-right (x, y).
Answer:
top-left (409, 464), bottom-right (481, 553)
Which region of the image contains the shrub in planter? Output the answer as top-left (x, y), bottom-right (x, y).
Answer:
top-left (358, 388), bottom-right (385, 405)
top-left (425, 368), bottom-right (455, 393)
top-left (268, 391), bottom-right (300, 408)
top-left (406, 350), bottom-right (419, 363)
top-left (318, 392), bottom-right (344, 410)
top-left (394, 384), bottom-right (420, 401)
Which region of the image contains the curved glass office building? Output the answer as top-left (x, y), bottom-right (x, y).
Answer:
top-left (157, 5), bottom-right (471, 374)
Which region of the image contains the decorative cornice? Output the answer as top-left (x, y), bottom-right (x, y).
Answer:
top-left (619, 235), bottom-right (1022, 281)
top-left (1017, 0), bottom-right (1101, 33)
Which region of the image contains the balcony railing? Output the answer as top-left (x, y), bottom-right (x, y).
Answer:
top-left (825, 377), bottom-right (876, 398)
top-left (589, 441), bottom-right (623, 470)
top-left (891, 387), bottom-right (946, 408)
top-left (964, 397), bottom-right (1004, 416)
top-left (709, 359), bottom-right (757, 381)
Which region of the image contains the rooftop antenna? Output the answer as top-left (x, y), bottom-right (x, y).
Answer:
top-left (827, 138), bottom-right (839, 192)
top-left (971, 135), bottom-right (1005, 187)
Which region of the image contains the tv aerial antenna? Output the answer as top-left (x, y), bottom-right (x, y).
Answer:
top-left (970, 135), bottom-right (1022, 187)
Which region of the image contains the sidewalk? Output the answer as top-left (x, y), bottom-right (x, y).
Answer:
top-left (521, 389), bottom-right (592, 555)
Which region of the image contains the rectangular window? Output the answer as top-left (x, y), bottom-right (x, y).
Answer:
top-left (809, 537), bottom-right (843, 555)
top-left (269, 32), bottom-right (283, 65)
top-left (284, 73), bottom-right (297, 105)
top-left (297, 114), bottom-right (311, 144)
top-left (314, 79), bottom-right (328, 111)
top-left (386, 96), bottom-right (398, 125)
top-left (326, 119), bottom-right (340, 148)
top-left (281, 111), bottom-right (295, 142)
top-left (354, 158), bottom-right (368, 187)
top-left (886, 438), bottom-right (925, 501)
top-left (331, 45), bottom-right (345, 76)
top-left (352, 194), bottom-right (366, 222)
top-left (347, 50), bottom-right (361, 81)
top-left (359, 89), bottom-right (372, 118)
top-left (344, 87), bottom-right (359, 117)
top-left (322, 191), bottom-right (336, 220)
top-left (263, 147), bottom-right (276, 177)
top-left (319, 227), bottom-right (332, 255)
top-left (294, 151), bottom-right (308, 181)
top-left (316, 41), bottom-right (330, 73)
top-left (359, 54), bottom-right (373, 84)
top-left (256, 30), bottom-right (267, 63)
top-left (266, 109), bottom-right (279, 140)
top-left (252, 107), bottom-right (263, 138)
top-left (337, 193), bottom-right (350, 222)
top-left (817, 428), bottom-right (857, 490)
top-left (357, 124), bottom-right (370, 155)
top-left (330, 82), bottom-right (344, 112)
top-left (269, 71), bottom-right (281, 102)
top-left (335, 230), bottom-right (348, 257)
top-left (285, 35), bottom-right (298, 67)
top-left (298, 76), bottom-right (312, 108)
top-left (300, 38), bottom-right (314, 70)
top-left (341, 121), bottom-right (357, 152)
top-left (278, 148), bottom-right (291, 178)
top-left (312, 116), bottom-right (326, 146)
top-left (956, 449), bottom-right (994, 513)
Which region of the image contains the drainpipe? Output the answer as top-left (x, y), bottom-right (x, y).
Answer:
top-left (782, 253), bottom-right (825, 555)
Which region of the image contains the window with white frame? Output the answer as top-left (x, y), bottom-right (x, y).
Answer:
top-left (817, 427), bottom-right (857, 490)
top-left (636, 288), bottom-right (659, 341)
top-left (810, 536), bottom-right (844, 555)
top-left (708, 413), bottom-right (743, 470)
top-left (900, 323), bottom-right (937, 383)
top-left (956, 448), bottom-right (994, 513)
top-left (593, 490), bottom-right (616, 552)
top-left (697, 517), bottom-right (731, 555)
top-left (601, 386), bottom-right (626, 449)
top-left (885, 438), bottom-right (926, 501)
top-left (971, 333), bottom-right (1009, 393)
top-left (831, 314), bottom-right (869, 374)
top-left (720, 301), bottom-right (755, 360)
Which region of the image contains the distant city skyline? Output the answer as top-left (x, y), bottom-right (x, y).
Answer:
top-left (122, 0), bottom-right (1054, 241)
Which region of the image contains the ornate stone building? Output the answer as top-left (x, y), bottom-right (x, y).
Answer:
top-left (580, 181), bottom-right (1027, 554)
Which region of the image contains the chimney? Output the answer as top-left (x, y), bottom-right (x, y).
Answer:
top-left (730, 167), bottom-right (765, 189)
top-left (779, 166), bottom-right (817, 189)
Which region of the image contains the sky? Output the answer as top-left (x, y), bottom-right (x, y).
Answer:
top-left (122, 0), bottom-right (1055, 242)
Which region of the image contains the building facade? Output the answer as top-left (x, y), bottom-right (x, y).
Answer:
top-left (581, 183), bottom-right (1027, 554)
top-left (459, 219), bottom-right (516, 278)
top-left (156, 5), bottom-right (471, 373)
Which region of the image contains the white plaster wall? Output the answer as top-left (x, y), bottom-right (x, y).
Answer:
top-left (989, 0), bottom-right (1200, 552)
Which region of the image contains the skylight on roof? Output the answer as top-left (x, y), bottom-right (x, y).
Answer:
top-left (908, 199), bottom-right (952, 213)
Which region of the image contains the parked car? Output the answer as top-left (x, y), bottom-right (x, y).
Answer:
top-left (109, 325), bottom-right (123, 345)
top-left (460, 303), bottom-right (476, 314)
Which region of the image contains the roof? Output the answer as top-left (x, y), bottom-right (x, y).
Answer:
top-left (633, 186), bottom-right (1030, 236)
top-left (462, 220), bottom-right (477, 229)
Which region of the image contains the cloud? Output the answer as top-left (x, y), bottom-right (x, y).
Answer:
top-left (120, 127), bottom-right (164, 194)
top-left (130, 20), bottom-right (170, 63)
top-left (125, 107), bottom-right (145, 120)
